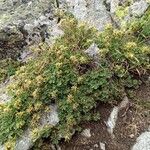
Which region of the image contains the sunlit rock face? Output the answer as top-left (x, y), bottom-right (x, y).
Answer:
top-left (61, 0), bottom-right (112, 31)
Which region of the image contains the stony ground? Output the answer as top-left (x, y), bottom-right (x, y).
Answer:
top-left (38, 83), bottom-right (150, 150)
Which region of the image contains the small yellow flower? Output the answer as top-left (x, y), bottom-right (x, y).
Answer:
top-left (105, 24), bottom-right (113, 30)
top-left (71, 85), bottom-right (77, 92)
top-left (32, 89), bottom-right (39, 99)
top-left (78, 22), bottom-right (86, 28)
top-left (3, 107), bottom-right (10, 113)
top-left (70, 56), bottom-right (78, 63)
top-left (77, 77), bottom-right (83, 83)
top-left (16, 111), bottom-right (24, 117)
top-left (45, 106), bottom-right (51, 112)
top-left (20, 66), bottom-right (26, 72)
top-left (126, 52), bottom-right (134, 58)
top-left (80, 56), bottom-right (87, 63)
top-left (125, 42), bottom-right (137, 49)
top-left (51, 90), bottom-right (57, 98)
top-left (26, 106), bottom-right (34, 113)
top-left (56, 62), bottom-right (63, 68)
top-left (16, 121), bottom-right (25, 129)
top-left (16, 89), bottom-right (21, 96)
top-left (113, 29), bottom-right (123, 36)
top-left (14, 99), bottom-right (21, 108)
top-left (67, 94), bottom-right (74, 103)
top-left (141, 46), bottom-right (149, 53)
top-left (58, 55), bottom-right (64, 60)
top-left (56, 50), bottom-right (62, 56)
top-left (34, 102), bottom-right (42, 111)
top-left (36, 75), bottom-right (44, 85)
top-left (57, 70), bottom-right (63, 77)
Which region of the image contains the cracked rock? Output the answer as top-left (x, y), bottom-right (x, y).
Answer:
top-left (63, 0), bottom-right (112, 31)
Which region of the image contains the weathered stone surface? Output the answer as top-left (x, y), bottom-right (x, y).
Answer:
top-left (129, 0), bottom-right (149, 17)
top-left (85, 43), bottom-right (100, 64)
top-left (0, 0), bottom-right (61, 59)
top-left (132, 131), bottom-right (150, 150)
top-left (99, 142), bottom-right (106, 150)
top-left (0, 78), bottom-right (12, 104)
top-left (62, 0), bottom-right (112, 31)
top-left (106, 96), bottom-right (129, 136)
top-left (81, 128), bottom-right (92, 138)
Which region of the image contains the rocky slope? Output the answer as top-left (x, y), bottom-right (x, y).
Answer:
top-left (0, 0), bottom-right (149, 150)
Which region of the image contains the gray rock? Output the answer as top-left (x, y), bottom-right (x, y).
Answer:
top-left (129, 0), bottom-right (149, 17)
top-left (106, 106), bottom-right (119, 137)
top-left (106, 96), bottom-right (129, 136)
top-left (63, 0), bottom-right (111, 31)
top-left (0, 0), bottom-right (61, 59)
top-left (0, 78), bottom-right (13, 104)
top-left (81, 128), bottom-right (91, 138)
top-left (85, 43), bottom-right (99, 60)
top-left (99, 142), bottom-right (106, 150)
top-left (94, 144), bottom-right (99, 148)
top-left (110, 0), bottom-right (120, 13)
top-left (132, 131), bottom-right (150, 150)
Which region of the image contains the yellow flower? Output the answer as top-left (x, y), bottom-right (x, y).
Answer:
top-left (45, 106), bottom-right (51, 112)
top-left (3, 107), bottom-right (10, 113)
top-left (16, 121), bottom-right (25, 129)
top-left (77, 77), bottom-right (83, 83)
top-left (34, 102), bottom-right (42, 111)
top-left (126, 52), bottom-right (134, 58)
top-left (26, 106), bottom-right (34, 113)
top-left (16, 111), bottom-right (24, 117)
top-left (36, 75), bottom-right (44, 85)
top-left (80, 56), bottom-right (87, 63)
top-left (78, 22), bottom-right (86, 28)
top-left (57, 70), bottom-right (63, 77)
top-left (16, 89), bottom-right (21, 96)
top-left (20, 66), bottom-right (26, 72)
top-left (56, 50), bottom-right (62, 56)
top-left (51, 90), bottom-right (57, 98)
top-left (55, 62), bottom-right (63, 68)
top-left (32, 89), bottom-right (39, 99)
top-left (70, 56), bottom-right (78, 63)
top-left (105, 24), bottom-right (113, 30)
top-left (113, 29), bottom-right (123, 36)
top-left (67, 94), bottom-right (74, 103)
top-left (58, 55), bottom-right (64, 60)
top-left (71, 85), bottom-right (77, 92)
top-left (125, 42), bottom-right (137, 49)
top-left (14, 99), bottom-right (21, 108)
top-left (141, 46), bottom-right (149, 53)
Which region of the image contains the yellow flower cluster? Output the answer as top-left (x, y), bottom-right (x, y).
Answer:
top-left (125, 42), bottom-right (137, 49)
top-left (36, 75), bottom-right (44, 85)
top-left (70, 56), bottom-right (78, 64)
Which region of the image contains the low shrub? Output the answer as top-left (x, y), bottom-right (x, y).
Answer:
top-left (0, 59), bottom-right (21, 84)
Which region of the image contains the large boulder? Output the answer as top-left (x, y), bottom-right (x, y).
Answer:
top-left (61, 0), bottom-right (112, 31)
top-left (0, 0), bottom-right (63, 59)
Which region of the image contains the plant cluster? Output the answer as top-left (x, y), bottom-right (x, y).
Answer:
top-left (0, 10), bottom-right (149, 149)
top-left (0, 59), bottom-right (21, 84)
